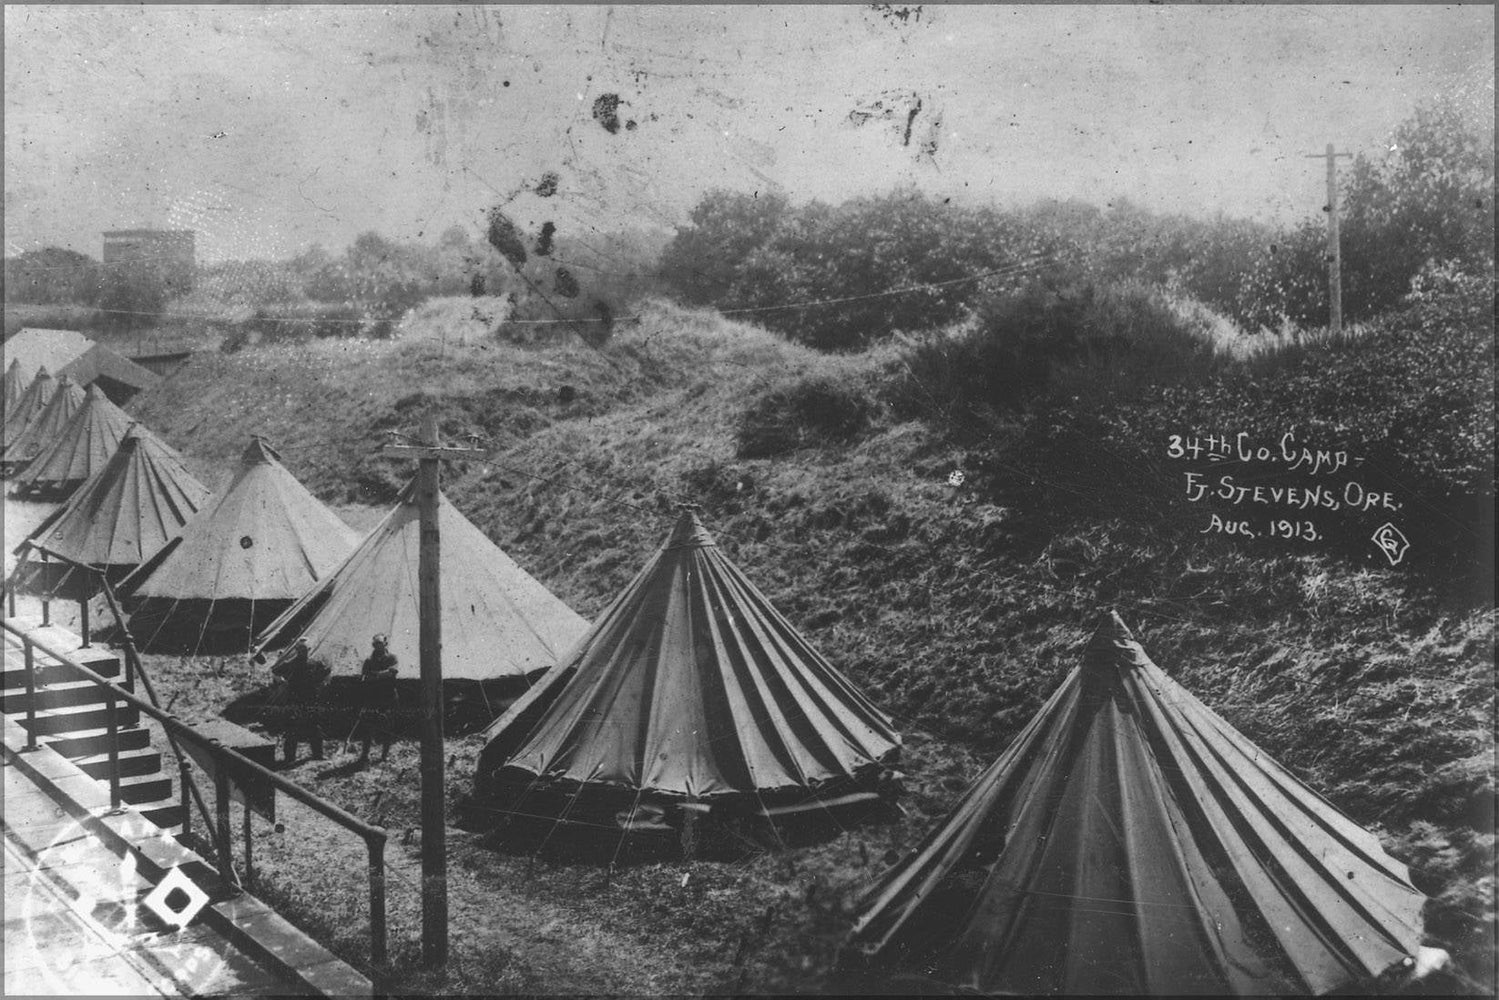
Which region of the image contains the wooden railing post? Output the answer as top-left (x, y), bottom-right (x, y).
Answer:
top-left (105, 690), bottom-right (123, 811)
top-left (243, 802), bottom-right (253, 883)
top-left (79, 598), bottom-right (91, 647)
top-left (22, 640), bottom-right (39, 752)
top-left (180, 758), bottom-right (193, 841)
top-left (368, 836), bottom-right (388, 966)
top-left (213, 765), bottom-right (237, 892)
top-left (39, 552), bottom-right (50, 627)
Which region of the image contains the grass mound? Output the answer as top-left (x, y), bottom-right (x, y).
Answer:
top-left (128, 299), bottom-right (808, 503)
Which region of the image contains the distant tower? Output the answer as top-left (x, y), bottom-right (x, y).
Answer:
top-left (102, 229), bottom-right (197, 296)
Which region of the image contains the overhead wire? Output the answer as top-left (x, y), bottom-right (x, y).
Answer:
top-left (20, 247), bottom-right (1065, 329)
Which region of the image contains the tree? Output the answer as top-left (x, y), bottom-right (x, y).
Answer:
top-left (659, 189), bottom-right (792, 306)
top-left (1240, 97), bottom-right (1495, 329)
top-left (3, 247), bottom-right (101, 305)
top-left (1339, 96), bottom-right (1496, 319)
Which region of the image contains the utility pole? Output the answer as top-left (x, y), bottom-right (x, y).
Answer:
top-left (380, 408), bottom-right (484, 968)
top-left (1305, 143), bottom-right (1353, 335)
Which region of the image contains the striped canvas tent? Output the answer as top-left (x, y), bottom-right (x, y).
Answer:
top-left (119, 437), bottom-right (361, 652)
top-left (9, 383), bottom-right (135, 498)
top-left (251, 475), bottom-right (587, 682)
top-left (15, 430), bottom-right (211, 597)
top-left (2, 359), bottom-right (25, 419)
top-left (474, 508), bottom-right (901, 838)
top-left (843, 611), bottom-right (1431, 996)
top-left (2, 376), bottom-right (86, 472)
top-left (0, 365), bottom-right (55, 458)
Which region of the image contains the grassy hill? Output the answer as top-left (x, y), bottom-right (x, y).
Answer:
top-left (125, 297), bottom-right (1494, 992)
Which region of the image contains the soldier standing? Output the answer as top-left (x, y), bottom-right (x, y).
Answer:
top-left (272, 637), bottom-right (330, 764)
top-left (358, 634), bottom-right (399, 764)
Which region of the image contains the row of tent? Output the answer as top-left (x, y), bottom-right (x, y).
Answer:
top-left (9, 430), bottom-right (587, 678)
top-left (4, 364), bottom-right (134, 490)
top-left (0, 378), bottom-right (1446, 992)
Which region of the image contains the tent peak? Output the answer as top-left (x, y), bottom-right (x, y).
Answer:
top-left (1082, 609), bottom-right (1149, 676)
top-left (239, 435), bottom-right (282, 466)
top-left (666, 507), bottom-right (716, 550)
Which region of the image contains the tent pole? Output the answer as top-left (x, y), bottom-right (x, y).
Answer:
top-left (416, 407), bottom-right (448, 969)
top-left (379, 407), bottom-right (484, 970)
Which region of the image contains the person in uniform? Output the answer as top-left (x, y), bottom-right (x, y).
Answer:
top-left (272, 637), bottom-right (330, 764)
top-left (357, 634), bottom-right (399, 764)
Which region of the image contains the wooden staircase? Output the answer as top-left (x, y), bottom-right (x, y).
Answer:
top-left (1, 622), bottom-right (184, 832)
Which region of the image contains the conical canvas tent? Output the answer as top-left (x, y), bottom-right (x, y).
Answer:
top-left (2, 359), bottom-right (25, 419)
top-left (2, 376), bottom-right (86, 473)
top-left (9, 383), bottom-right (134, 498)
top-left (842, 611), bottom-right (1429, 996)
top-left (473, 509), bottom-right (901, 840)
top-left (250, 476), bottom-right (588, 685)
top-left (14, 430), bottom-right (212, 598)
top-left (117, 437), bottom-right (362, 653)
top-left (0, 365), bottom-right (56, 458)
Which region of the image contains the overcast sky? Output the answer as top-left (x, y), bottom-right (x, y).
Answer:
top-left (5, 4), bottom-right (1493, 262)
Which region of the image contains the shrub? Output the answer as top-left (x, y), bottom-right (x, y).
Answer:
top-left (662, 189), bottom-right (1050, 353)
top-left (887, 274), bottom-right (1224, 428)
top-left (736, 376), bottom-right (876, 458)
top-left (990, 279), bottom-right (1494, 592)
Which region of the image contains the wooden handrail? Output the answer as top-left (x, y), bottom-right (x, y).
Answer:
top-left (2, 590), bottom-right (389, 967)
top-left (0, 621), bottom-right (387, 842)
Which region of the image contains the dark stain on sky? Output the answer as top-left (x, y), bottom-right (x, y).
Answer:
top-left (486, 207), bottom-right (527, 267)
top-left (592, 93), bottom-right (623, 134)
top-left (871, 5), bottom-right (924, 26)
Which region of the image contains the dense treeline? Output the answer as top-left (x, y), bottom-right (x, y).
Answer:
top-left (661, 97), bottom-right (1494, 352)
top-left (3, 222), bottom-right (667, 345)
top-left (4, 98), bottom-right (1489, 353)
